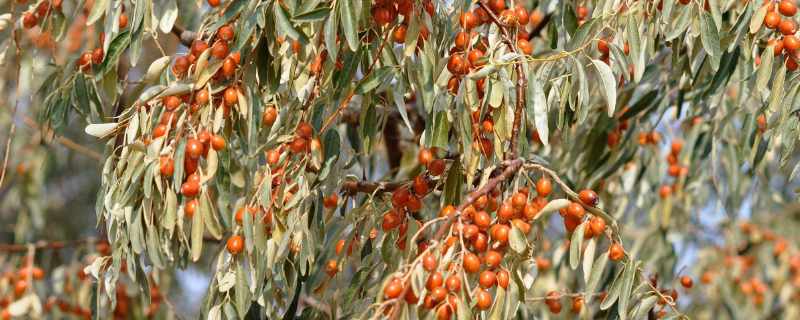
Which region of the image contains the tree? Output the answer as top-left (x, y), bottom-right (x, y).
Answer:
top-left (1, 0), bottom-right (800, 318)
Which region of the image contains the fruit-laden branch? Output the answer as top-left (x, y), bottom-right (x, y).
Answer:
top-left (388, 157), bottom-right (526, 320)
top-left (475, 0), bottom-right (527, 161)
top-left (171, 23), bottom-right (198, 47)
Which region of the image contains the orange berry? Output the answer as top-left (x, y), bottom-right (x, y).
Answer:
top-left (426, 272), bottom-right (444, 291)
top-left (460, 12), bottom-right (477, 30)
top-left (383, 281), bottom-right (403, 300)
top-left (484, 250), bottom-right (502, 270)
top-left (428, 159), bottom-right (446, 175)
top-left (445, 275), bottom-right (461, 293)
top-left (217, 26), bottom-right (235, 42)
top-left (598, 36), bottom-right (612, 55)
top-left (324, 260), bottom-right (338, 276)
top-left (567, 203), bottom-right (585, 219)
top-left (422, 254), bottom-right (437, 271)
top-left (780, 19), bottom-right (798, 35)
top-left (536, 178), bottom-right (552, 197)
top-left (681, 276), bottom-right (694, 288)
top-left (590, 216), bottom-right (606, 235)
top-left (181, 182), bottom-right (200, 198)
top-left (779, 0), bottom-right (797, 16)
top-left (496, 269), bottom-right (509, 289)
top-left (235, 206), bottom-right (255, 226)
top-left (765, 12), bottom-right (781, 29)
top-left (226, 235), bottom-right (244, 255)
top-left (609, 243), bottom-right (624, 261)
top-left (578, 190), bottom-right (599, 207)
top-left (478, 270), bottom-right (496, 289)
top-left (463, 253), bottom-right (481, 273)
top-left (517, 39), bottom-right (532, 55)
top-left (159, 157), bottom-right (174, 178)
top-left (476, 289), bottom-right (492, 310)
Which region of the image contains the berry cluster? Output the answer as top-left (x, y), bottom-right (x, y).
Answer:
top-left (762, 0), bottom-right (800, 70)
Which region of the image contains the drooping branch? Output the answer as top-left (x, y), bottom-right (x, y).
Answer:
top-left (388, 157), bottom-right (526, 320)
top-left (475, 0), bottom-right (527, 161)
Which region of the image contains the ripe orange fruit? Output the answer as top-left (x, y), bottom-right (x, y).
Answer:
top-left (609, 243), bottom-right (624, 261)
top-left (226, 235), bottom-right (243, 255)
top-left (517, 39), bottom-right (532, 55)
top-left (185, 138), bottom-right (203, 159)
top-left (212, 41), bottom-right (229, 60)
top-left (208, 0), bottom-right (220, 7)
top-left (181, 182), bottom-right (200, 197)
top-left (463, 253), bottom-right (481, 273)
top-left (92, 48), bottom-right (105, 65)
top-left (440, 204), bottom-right (456, 217)
top-left (191, 40), bottom-right (208, 56)
top-left (78, 52), bottom-right (92, 72)
top-left (478, 270), bottom-right (496, 288)
top-left (418, 148), bottom-right (434, 166)
top-left (484, 0), bottom-right (504, 13)
top-left (468, 49), bottom-right (484, 67)
top-left (209, 135), bottom-right (226, 151)
top-left (445, 275), bottom-right (461, 293)
top-left (422, 254), bottom-right (437, 271)
top-left (413, 176), bottom-right (429, 196)
top-left (428, 159), bottom-right (446, 175)
top-left (515, 7), bottom-right (529, 25)
top-left (185, 199), bottom-right (198, 217)
top-left (159, 157), bottom-right (174, 177)
top-left (262, 107), bottom-right (277, 126)
top-left (512, 192), bottom-right (527, 208)
top-left (383, 280), bottom-right (403, 300)
top-left (474, 211), bottom-right (491, 231)
top-left (567, 203), bottom-right (585, 219)
top-left (217, 26), bottom-right (235, 42)
top-left (577, 5), bottom-right (588, 19)
top-left (780, 0), bottom-right (797, 16)
top-left (426, 272), bottom-right (444, 290)
top-left (296, 122), bottom-right (313, 138)
top-left (460, 12), bottom-right (477, 30)
top-left (660, 185), bottom-right (672, 198)
top-left (764, 0), bottom-right (777, 12)
top-left (381, 211), bottom-right (401, 232)
top-left (598, 36), bottom-right (612, 55)
top-left (765, 12), bottom-right (781, 29)
top-left (768, 38), bottom-right (784, 56)
top-left (578, 190), bottom-right (599, 206)
top-left (476, 289), bottom-right (492, 310)
top-left (235, 206), bottom-right (255, 226)
top-left (590, 216), bottom-right (606, 234)
top-left (681, 276), bottom-right (694, 288)
top-left (13, 280), bottom-right (27, 298)
top-left (324, 260), bottom-right (338, 276)
top-left (394, 24), bottom-right (408, 43)
top-left (572, 297), bottom-right (583, 314)
top-left (787, 55), bottom-right (800, 70)
top-left (119, 13), bottom-right (128, 28)
top-left (780, 19), bottom-right (798, 35)
top-left (484, 250), bottom-right (502, 270)
top-left (290, 137), bottom-right (307, 153)
top-left (536, 178), bottom-right (552, 197)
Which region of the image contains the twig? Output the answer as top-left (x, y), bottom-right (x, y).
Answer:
top-left (0, 3), bottom-right (24, 191)
top-left (387, 157), bottom-right (526, 320)
top-left (0, 236), bottom-right (221, 252)
top-left (475, 1), bottom-right (527, 161)
top-left (527, 14), bottom-right (552, 41)
top-left (638, 268), bottom-right (684, 317)
top-left (525, 291), bottom-right (603, 301)
top-left (1, 103), bottom-right (103, 161)
top-left (320, 25), bottom-right (394, 132)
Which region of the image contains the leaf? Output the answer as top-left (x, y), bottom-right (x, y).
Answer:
top-left (235, 264), bottom-right (252, 317)
top-left (339, 0), bottom-right (358, 50)
top-left (533, 199), bottom-right (570, 220)
top-left (87, 0), bottom-right (111, 25)
top-left (508, 228), bottom-right (527, 254)
top-left (700, 11), bottom-right (721, 70)
top-left (592, 59), bottom-right (617, 117)
top-left (291, 7), bottom-right (331, 22)
top-left (90, 281), bottom-right (99, 320)
top-left (217, 0), bottom-right (247, 27)
top-left (85, 123), bottom-right (119, 137)
top-left (144, 56), bottom-right (172, 82)
top-left (618, 260), bottom-right (640, 320)
top-left (569, 221), bottom-right (587, 269)
top-left (705, 46), bottom-right (740, 97)
top-left (630, 295), bottom-right (660, 320)
top-left (318, 130), bottom-right (340, 181)
top-left (190, 205), bottom-right (204, 261)
top-left (769, 66), bottom-right (787, 113)
top-left (355, 66), bottom-right (392, 94)
top-left (750, 5), bottom-right (769, 34)
top-left (757, 46), bottom-right (775, 92)
top-left (97, 31), bottom-right (131, 78)
top-left (343, 266), bottom-right (373, 310)
top-left (627, 14), bottom-right (643, 83)
top-left (360, 104), bottom-right (376, 154)
top-left (564, 4), bottom-right (579, 36)
top-left (531, 75), bottom-right (549, 146)
top-left (585, 252), bottom-right (609, 303)
top-left (600, 266), bottom-right (624, 310)
top-left (666, 5), bottom-right (693, 41)
top-left (583, 238), bottom-right (597, 278)
top-left (487, 287), bottom-right (505, 320)
top-left (431, 111), bottom-right (450, 148)
top-left (274, 3), bottom-right (308, 44)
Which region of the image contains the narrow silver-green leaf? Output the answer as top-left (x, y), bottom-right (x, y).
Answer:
top-left (585, 251), bottom-right (609, 303)
top-left (570, 221), bottom-right (587, 269)
top-left (339, 0), bottom-right (358, 50)
top-left (757, 46), bottom-right (775, 92)
top-left (618, 259), bottom-right (640, 320)
top-left (630, 294), bottom-right (660, 320)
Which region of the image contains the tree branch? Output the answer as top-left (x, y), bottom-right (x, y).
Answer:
top-left (527, 14), bottom-right (552, 41)
top-left (475, 1), bottom-right (527, 161)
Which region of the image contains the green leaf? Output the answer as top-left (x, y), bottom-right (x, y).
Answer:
top-left (343, 266), bottom-right (373, 311)
top-left (218, 0), bottom-right (248, 27)
top-left (750, 5), bottom-right (769, 34)
top-left (87, 0), bottom-right (110, 25)
top-left (85, 123), bottom-right (119, 137)
top-left (757, 46), bottom-right (775, 92)
top-left (97, 31), bottom-right (131, 78)
top-left (291, 7), bottom-right (331, 22)
top-left (487, 286), bottom-right (505, 320)
top-left (630, 295), bottom-right (660, 320)
top-left (618, 259), bottom-right (640, 320)
top-left (508, 227), bottom-right (527, 254)
top-left (585, 251), bottom-right (609, 303)
top-left (339, 0), bottom-right (358, 50)
top-left (90, 281), bottom-right (99, 320)
top-left (190, 205), bottom-right (204, 261)
top-left (569, 18), bottom-right (597, 51)
top-left (700, 11), bottom-right (721, 70)
top-left (600, 266), bottom-right (624, 310)
top-left (592, 59), bottom-right (617, 117)
top-left (531, 76), bottom-right (549, 146)
top-left (569, 221), bottom-right (587, 269)
top-left (532, 199), bottom-right (570, 220)
top-left (275, 3), bottom-right (309, 44)
top-left (666, 5), bottom-right (693, 41)
top-left (52, 10), bottom-right (68, 41)
top-left (360, 104), bottom-right (377, 154)
top-left (355, 66), bottom-right (392, 94)
top-left (769, 66), bottom-right (787, 113)
top-left (564, 4), bottom-right (579, 36)
top-left (431, 110), bottom-right (450, 148)
top-left (627, 14), bottom-right (644, 83)
top-left (319, 130), bottom-right (340, 181)
top-left (705, 46), bottom-right (740, 98)
top-left (235, 264), bottom-right (252, 317)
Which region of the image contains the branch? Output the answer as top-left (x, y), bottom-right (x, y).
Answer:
top-left (527, 14), bottom-right (552, 41)
top-left (171, 23), bottom-right (197, 47)
top-left (388, 157), bottom-right (526, 320)
top-left (0, 236), bottom-right (221, 252)
top-left (1, 104), bottom-right (103, 161)
top-left (475, 1), bottom-right (527, 161)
